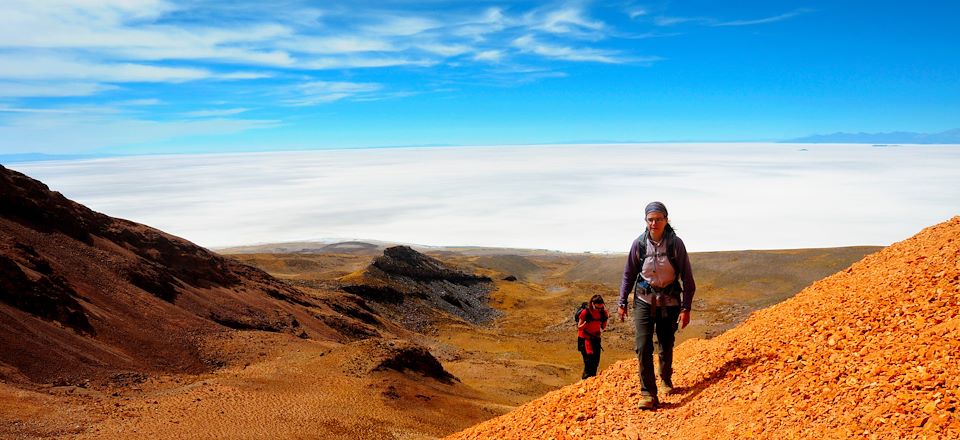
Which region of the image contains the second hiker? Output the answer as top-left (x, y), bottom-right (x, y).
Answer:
top-left (618, 201), bottom-right (696, 410)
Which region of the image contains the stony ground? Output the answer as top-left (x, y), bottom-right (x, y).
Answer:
top-left (448, 216), bottom-right (960, 440)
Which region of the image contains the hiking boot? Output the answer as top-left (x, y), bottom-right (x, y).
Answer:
top-left (637, 395), bottom-right (659, 410)
top-left (661, 378), bottom-right (674, 395)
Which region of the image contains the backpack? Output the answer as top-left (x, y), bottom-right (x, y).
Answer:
top-left (573, 302), bottom-right (608, 324)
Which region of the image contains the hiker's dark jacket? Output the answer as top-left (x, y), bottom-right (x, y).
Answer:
top-left (618, 229), bottom-right (696, 311)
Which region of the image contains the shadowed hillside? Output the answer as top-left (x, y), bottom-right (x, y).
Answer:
top-left (0, 164), bottom-right (379, 386)
top-left (448, 217), bottom-right (960, 439)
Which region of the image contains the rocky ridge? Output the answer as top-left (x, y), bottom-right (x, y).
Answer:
top-left (341, 245), bottom-right (498, 329)
top-left (449, 216), bottom-right (960, 439)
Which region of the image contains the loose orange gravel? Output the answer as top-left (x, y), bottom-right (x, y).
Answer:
top-left (448, 216), bottom-right (960, 440)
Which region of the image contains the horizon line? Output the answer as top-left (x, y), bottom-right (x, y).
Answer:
top-left (6, 140), bottom-right (960, 164)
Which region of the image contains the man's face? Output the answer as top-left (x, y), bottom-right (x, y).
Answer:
top-left (645, 212), bottom-right (667, 235)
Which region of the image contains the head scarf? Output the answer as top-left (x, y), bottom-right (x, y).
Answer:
top-left (644, 201), bottom-right (668, 218)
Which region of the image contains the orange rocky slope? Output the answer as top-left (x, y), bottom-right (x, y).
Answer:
top-left (449, 217), bottom-right (960, 439)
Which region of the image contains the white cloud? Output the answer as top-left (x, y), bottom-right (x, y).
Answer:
top-left (287, 81), bottom-right (383, 105)
top-left (361, 16), bottom-right (440, 37)
top-left (628, 8), bottom-right (648, 19)
top-left (115, 99), bottom-right (162, 106)
top-left (0, 106), bottom-right (77, 114)
top-left (450, 7), bottom-right (511, 41)
top-left (415, 42), bottom-right (472, 57)
top-left (279, 36), bottom-right (395, 55)
top-left (654, 16), bottom-right (713, 26)
top-left (530, 5), bottom-right (605, 37)
top-left (473, 50), bottom-right (503, 62)
top-left (512, 35), bottom-right (621, 63)
top-left (713, 9), bottom-right (812, 27)
top-left (184, 108), bottom-right (250, 117)
top-left (300, 57), bottom-right (437, 69)
top-left (219, 72), bottom-right (274, 80)
top-left (0, 55), bottom-right (212, 83)
top-left (655, 9), bottom-right (811, 28)
top-left (14, 145), bottom-right (960, 252)
top-left (0, 81), bottom-right (118, 98)
top-left (0, 1), bottom-right (673, 106)
top-left (0, 111), bottom-right (279, 154)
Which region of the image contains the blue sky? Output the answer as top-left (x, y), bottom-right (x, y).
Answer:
top-left (1, 0), bottom-right (958, 155)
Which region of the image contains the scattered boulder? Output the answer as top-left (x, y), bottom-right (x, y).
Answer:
top-left (343, 338), bottom-right (457, 384)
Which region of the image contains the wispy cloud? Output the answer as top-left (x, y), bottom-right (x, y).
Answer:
top-left (115, 99), bottom-right (163, 106)
top-left (184, 108), bottom-right (250, 117)
top-left (451, 7), bottom-right (510, 41)
top-left (0, 81), bottom-right (118, 98)
top-left (654, 9), bottom-right (812, 27)
top-left (278, 36), bottom-right (395, 55)
top-left (414, 42), bottom-right (472, 57)
top-left (360, 16), bottom-right (441, 37)
top-left (713, 9), bottom-right (813, 27)
top-left (0, 54), bottom-right (241, 83)
top-left (287, 81), bottom-right (384, 105)
top-left (527, 4), bottom-right (606, 38)
top-left (513, 35), bottom-right (622, 63)
top-left (473, 50), bottom-right (504, 63)
top-left (0, 106), bottom-right (77, 114)
top-left (628, 8), bottom-right (648, 20)
top-left (300, 57), bottom-right (437, 70)
top-left (0, 111), bottom-right (279, 154)
top-left (0, 1), bottom-right (646, 102)
top-left (653, 16), bottom-right (715, 27)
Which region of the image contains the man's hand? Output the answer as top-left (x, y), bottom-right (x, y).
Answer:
top-left (618, 306), bottom-right (627, 322)
top-left (678, 309), bottom-right (691, 329)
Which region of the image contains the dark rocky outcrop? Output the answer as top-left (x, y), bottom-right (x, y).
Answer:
top-left (340, 246), bottom-right (498, 329)
top-left (0, 253), bottom-right (92, 335)
top-left (372, 246), bottom-right (490, 285)
top-left (344, 339), bottom-right (456, 384)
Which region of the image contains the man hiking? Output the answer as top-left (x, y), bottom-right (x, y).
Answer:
top-left (618, 201), bottom-right (696, 410)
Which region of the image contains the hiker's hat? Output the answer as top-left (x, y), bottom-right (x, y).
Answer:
top-left (645, 201), bottom-right (668, 217)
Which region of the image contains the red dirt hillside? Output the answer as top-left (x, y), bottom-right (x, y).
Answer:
top-left (449, 217), bottom-right (960, 439)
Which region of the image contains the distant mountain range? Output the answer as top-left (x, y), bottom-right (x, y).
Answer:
top-left (787, 128), bottom-right (960, 144)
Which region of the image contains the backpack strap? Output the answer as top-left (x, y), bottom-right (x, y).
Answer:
top-left (636, 228), bottom-right (683, 285)
top-left (582, 308), bottom-right (606, 324)
top-left (635, 230), bottom-right (648, 263)
top-left (665, 230), bottom-right (681, 280)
